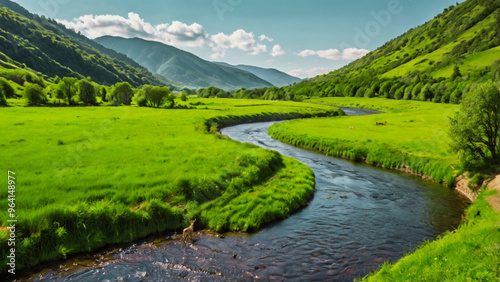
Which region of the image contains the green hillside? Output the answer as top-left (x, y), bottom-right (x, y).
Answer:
top-left (238, 0), bottom-right (500, 102)
top-left (0, 0), bottom-right (168, 87)
top-left (95, 36), bottom-right (274, 91)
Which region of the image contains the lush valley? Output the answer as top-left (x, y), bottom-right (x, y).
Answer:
top-left (95, 36), bottom-right (273, 90)
top-left (0, 0), bottom-right (499, 279)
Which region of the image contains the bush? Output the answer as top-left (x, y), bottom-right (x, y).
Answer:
top-left (0, 77), bottom-right (16, 98)
top-left (108, 82), bottom-right (133, 105)
top-left (180, 91), bottom-right (188, 101)
top-left (133, 86), bottom-right (148, 107)
top-left (147, 86), bottom-right (171, 108)
top-left (78, 80), bottom-right (97, 105)
top-left (0, 85), bottom-right (6, 106)
top-left (23, 83), bottom-right (47, 106)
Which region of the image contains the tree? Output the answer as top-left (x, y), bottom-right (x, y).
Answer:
top-left (449, 82), bottom-right (500, 170)
top-left (55, 85), bottom-right (66, 104)
top-left (0, 84), bottom-right (6, 106)
top-left (24, 83), bottom-right (47, 106)
top-left (147, 86), bottom-right (171, 108)
top-left (180, 90), bottom-right (188, 101)
top-left (109, 82), bottom-right (133, 105)
top-left (0, 78), bottom-right (16, 98)
top-left (134, 85), bottom-right (151, 107)
top-left (60, 77), bottom-right (78, 105)
top-left (78, 79), bottom-right (97, 105)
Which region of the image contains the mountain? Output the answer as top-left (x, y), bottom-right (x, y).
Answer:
top-left (95, 36), bottom-right (273, 91)
top-left (214, 62), bottom-right (302, 87)
top-left (0, 0), bottom-right (168, 87)
top-left (279, 0), bottom-right (500, 102)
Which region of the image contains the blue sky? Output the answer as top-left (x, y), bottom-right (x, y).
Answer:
top-left (13, 0), bottom-right (460, 78)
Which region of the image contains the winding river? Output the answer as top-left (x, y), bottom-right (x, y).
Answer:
top-left (17, 108), bottom-right (466, 281)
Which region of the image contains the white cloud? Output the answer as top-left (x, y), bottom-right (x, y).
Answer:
top-left (59, 13), bottom-right (207, 47)
top-left (209, 29), bottom-right (267, 57)
top-left (297, 48), bottom-right (369, 60)
top-left (297, 49), bottom-right (317, 57)
top-left (270, 45), bottom-right (285, 57)
top-left (59, 13), bottom-right (271, 57)
top-left (288, 67), bottom-right (334, 79)
top-left (259, 35), bottom-right (274, 42)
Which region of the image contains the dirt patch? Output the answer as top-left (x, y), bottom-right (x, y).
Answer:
top-left (485, 175), bottom-right (500, 213)
top-left (454, 175), bottom-right (478, 202)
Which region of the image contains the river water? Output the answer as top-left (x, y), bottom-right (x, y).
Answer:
top-left (16, 108), bottom-right (466, 281)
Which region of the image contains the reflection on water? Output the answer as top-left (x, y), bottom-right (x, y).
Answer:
top-left (15, 110), bottom-right (466, 281)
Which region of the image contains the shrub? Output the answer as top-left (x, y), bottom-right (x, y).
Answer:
top-left (108, 82), bottom-right (133, 105)
top-left (23, 83), bottom-right (47, 106)
top-left (180, 91), bottom-right (188, 101)
top-left (78, 80), bottom-right (97, 105)
top-left (0, 77), bottom-right (15, 98)
top-left (0, 85), bottom-right (6, 106)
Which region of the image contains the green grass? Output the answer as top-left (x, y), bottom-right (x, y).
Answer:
top-left (0, 98), bottom-right (342, 272)
top-left (269, 97), bottom-right (459, 185)
top-left (362, 190), bottom-right (500, 281)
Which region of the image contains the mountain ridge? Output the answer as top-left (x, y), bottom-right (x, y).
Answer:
top-left (95, 36), bottom-right (274, 91)
top-left (214, 62), bottom-right (302, 87)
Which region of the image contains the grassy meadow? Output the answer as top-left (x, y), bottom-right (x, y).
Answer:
top-left (269, 97), bottom-right (459, 185)
top-left (0, 97), bottom-right (342, 271)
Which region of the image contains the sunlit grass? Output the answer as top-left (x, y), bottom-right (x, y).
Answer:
top-left (269, 97), bottom-right (459, 185)
top-left (0, 98), bottom-right (342, 271)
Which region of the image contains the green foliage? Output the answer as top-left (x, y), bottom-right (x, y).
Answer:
top-left (109, 82), bottom-right (133, 105)
top-left (0, 84), bottom-right (6, 106)
top-left (449, 81), bottom-right (500, 171)
top-left (78, 79), bottom-right (97, 106)
top-left (60, 77), bottom-right (78, 105)
top-left (23, 82), bottom-right (46, 106)
top-left (148, 86), bottom-right (171, 108)
top-left (0, 76), bottom-right (15, 98)
top-left (180, 90), bottom-right (188, 101)
top-left (197, 86), bottom-right (232, 98)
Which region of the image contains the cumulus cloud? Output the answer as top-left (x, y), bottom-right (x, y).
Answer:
top-left (298, 48), bottom-right (369, 60)
top-left (288, 67), bottom-right (334, 79)
top-left (209, 29), bottom-right (267, 57)
top-left (59, 13), bottom-right (273, 57)
top-left (259, 35), bottom-right (274, 42)
top-left (270, 45), bottom-right (285, 57)
top-left (59, 13), bottom-right (207, 47)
